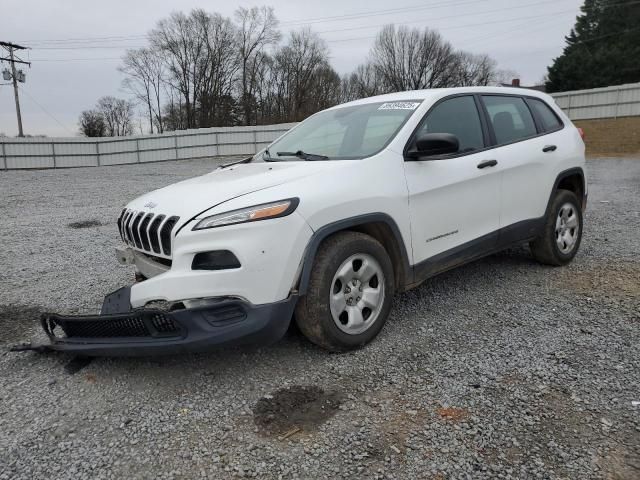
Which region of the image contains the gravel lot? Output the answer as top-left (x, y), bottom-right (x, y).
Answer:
top-left (1, 157), bottom-right (639, 480)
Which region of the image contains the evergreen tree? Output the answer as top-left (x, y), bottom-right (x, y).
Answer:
top-left (546, 0), bottom-right (640, 92)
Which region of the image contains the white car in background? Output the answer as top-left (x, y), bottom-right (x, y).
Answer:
top-left (26, 86), bottom-right (587, 356)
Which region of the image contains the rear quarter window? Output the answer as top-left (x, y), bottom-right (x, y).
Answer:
top-left (528, 98), bottom-right (563, 132)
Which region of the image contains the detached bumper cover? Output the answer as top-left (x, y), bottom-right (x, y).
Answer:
top-left (19, 287), bottom-right (296, 356)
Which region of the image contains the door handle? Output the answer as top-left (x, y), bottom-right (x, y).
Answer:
top-left (477, 159), bottom-right (498, 169)
top-left (543, 145), bottom-right (557, 152)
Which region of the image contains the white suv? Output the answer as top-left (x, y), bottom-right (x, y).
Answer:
top-left (30, 87), bottom-right (586, 356)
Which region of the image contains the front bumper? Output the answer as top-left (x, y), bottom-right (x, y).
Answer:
top-left (16, 287), bottom-right (297, 356)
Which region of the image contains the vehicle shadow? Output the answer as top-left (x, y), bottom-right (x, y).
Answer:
top-left (16, 244), bottom-right (550, 388)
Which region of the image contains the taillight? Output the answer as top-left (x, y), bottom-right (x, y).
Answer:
top-left (577, 127), bottom-right (585, 140)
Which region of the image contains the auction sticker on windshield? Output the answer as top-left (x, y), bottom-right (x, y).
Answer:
top-left (378, 102), bottom-right (421, 110)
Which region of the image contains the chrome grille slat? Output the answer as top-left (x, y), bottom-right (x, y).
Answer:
top-left (123, 210), bottom-right (134, 245)
top-left (126, 210), bottom-right (137, 246)
top-left (148, 215), bottom-right (166, 254)
top-left (131, 212), bottom-right (145, 249)
top-left (160, 216), bottom-right (179, 256)
top-left (117, 209), bottom-right (126, 241)
top-left (139, 213), bottom-right (154, 251)
top-left (117, 209), bottom-right (179, 259)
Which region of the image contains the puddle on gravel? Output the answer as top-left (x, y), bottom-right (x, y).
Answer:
top-left (253, 385), bottom-right (343, 436)
top-left (67, 219), bottom-right (104, 229)
top-left (0, 304), bottom-right (42, 343)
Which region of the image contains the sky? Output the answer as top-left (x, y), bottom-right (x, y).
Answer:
top-left (0, 0), bottom-right (584, 137)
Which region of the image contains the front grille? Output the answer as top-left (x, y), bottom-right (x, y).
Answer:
top-left (118, 208), bottom-right (180, 258)
top-left (43, 311), bottom-right (182, 339)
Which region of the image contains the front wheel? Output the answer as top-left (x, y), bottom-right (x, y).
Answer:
top-left (295, 231), bottom-right (395, 352)
top-left (530, 189), bottom-right (583, 266)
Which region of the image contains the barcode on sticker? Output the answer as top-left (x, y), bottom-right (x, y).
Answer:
top-left (378, 102), bottom-right (421, 110)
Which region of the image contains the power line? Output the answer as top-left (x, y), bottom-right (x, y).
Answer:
top-left (457, 13), bottom-right (573, 47)
top-left (498, 24), bottom-right (640, 60)
top-left (17, 0), bottom-right (640, 50)
top-left (280, 0), bottom-right (492, 26)
top-left (317, 9), bottom-right (574, 37)
top-left (31, 57), bottom-right (123, 62)
top-left (17, 85), bottom-right (74, 135)
top-left (27, 2), bottom-right (580, 52)
top-left (31, 45), bottom-right (146, 51)
top-left (315, 0), bottom-right (574, 35)
top-left (22, 8), bottom-right (577, 60)
top-left (17, 0), bottom-right (494, 44)
top-left (19, 0), bottom-right (575, 46)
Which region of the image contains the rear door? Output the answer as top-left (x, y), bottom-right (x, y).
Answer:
top-left (403, 95), bottom-right (501, 269)
top-left (479, 95), bottom-right (564, 228)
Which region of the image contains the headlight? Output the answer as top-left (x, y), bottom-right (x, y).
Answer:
top-left (192, 198), bottom-right (299, 230)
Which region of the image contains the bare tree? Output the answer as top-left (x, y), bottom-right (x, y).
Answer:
top-left (196, 11), bottom-right (240, 127)
top-left (235, 6), bottom-right (281, 125)
top-left (120, 47), bottom-right (166, 133)
top-left (112, 10), bottom-right (504, 131)
top-left (150, 11), bottom-right (209, 128)
top-left (371, 25), bottom-right (459, 91)
top-left (271, 29), bottom-right (331, 121)
top-left (342, 63), bottom-right (383, 101)
top-left (453, 52), bottom-right (499, 86)
top-left (97, 96), bottom-right (134, 136)
top-left (78, 109), bottom-right (106, 137)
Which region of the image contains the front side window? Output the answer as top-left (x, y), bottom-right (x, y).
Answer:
top-left (528, 98), bottom-right (563, 132)
top-left (482, 95), bottom-right (537, 145)
top-left (413, 96), bottom-right (485, 153)
top-left (263, 100), bottom-right (422, 161)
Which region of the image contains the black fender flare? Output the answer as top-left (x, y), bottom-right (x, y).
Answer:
top-left (296, 213), bottom-right (413, 295)
top-left (544, 167), bottom-right (587, 216)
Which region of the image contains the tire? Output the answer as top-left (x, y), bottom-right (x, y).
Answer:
top-left (295, 231), bottom-right (395, 352)
top-left (530, 189), bottom-right (583, 266)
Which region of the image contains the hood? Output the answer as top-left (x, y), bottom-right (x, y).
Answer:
top-left (125, 161), bottom-right (341, 227)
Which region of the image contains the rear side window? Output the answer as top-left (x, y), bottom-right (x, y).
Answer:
top-left (528, 98), bottom-right (563, 132)
top-left (416, 96), bottom-right (484, 153)
top-left (482, 95), bottom-right (537, 145)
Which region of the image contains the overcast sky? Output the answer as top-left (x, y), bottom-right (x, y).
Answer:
top-left (0, 0), bottom-right (583, 137)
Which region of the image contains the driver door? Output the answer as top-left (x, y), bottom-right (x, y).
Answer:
top-left (403, 95), bottom-right (502, 271)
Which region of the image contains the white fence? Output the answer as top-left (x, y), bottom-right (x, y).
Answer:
top-left (551, 82), bottom-right (640, 121)
top-left (0, 123), bottom-right (296, 170)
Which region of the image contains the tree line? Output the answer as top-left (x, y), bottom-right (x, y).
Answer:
top-left (546, 0), bottom-right (640, 92)
top-left (79, 6), bottom-right (507, 137)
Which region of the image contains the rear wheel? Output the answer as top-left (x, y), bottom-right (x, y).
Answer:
top-left (295, 231), bottom-right (395, 351)
top-left (530, 189), bottom-right (583, 266)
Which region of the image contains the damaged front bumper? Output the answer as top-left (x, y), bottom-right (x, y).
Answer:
top-left (14, 287), bottom-right (297, 356)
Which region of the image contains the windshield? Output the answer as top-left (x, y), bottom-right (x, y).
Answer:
top-left (262, 100), bottom-right (423, 161)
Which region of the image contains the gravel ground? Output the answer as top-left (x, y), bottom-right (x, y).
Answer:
top-left (0, 157), bottom-right (639, 480)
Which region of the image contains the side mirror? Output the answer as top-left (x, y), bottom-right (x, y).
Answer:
top-left (408, 133), bottom-right (459, 159)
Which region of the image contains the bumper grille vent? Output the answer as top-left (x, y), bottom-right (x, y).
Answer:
top-left (118, 208), bottom-right (180, 257)
top-left (44, 311), bottom-right (181, 339)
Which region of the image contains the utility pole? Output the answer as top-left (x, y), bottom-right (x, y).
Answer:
top-left (1, 41), bottom-right (30, 137)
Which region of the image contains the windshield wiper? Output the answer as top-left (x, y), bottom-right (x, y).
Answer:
top-left (218, 155), bottom-right (253, 169)
top-left (276, 150), bottom-right (329, 161)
